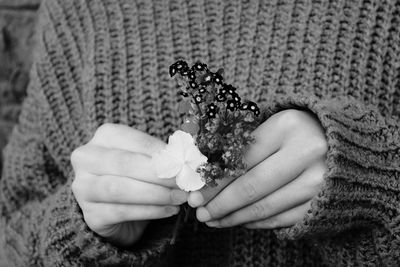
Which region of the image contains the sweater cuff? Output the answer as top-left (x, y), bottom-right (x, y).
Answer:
top-left (262, 93), bottom-right (400, 240)
top-left (41, 170), bottom-right (177, 266)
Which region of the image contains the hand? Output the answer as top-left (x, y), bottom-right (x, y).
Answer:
top-left (188, 110), bottom-right (328, 229)
top-left (71, 123), bottom-right (188, 247)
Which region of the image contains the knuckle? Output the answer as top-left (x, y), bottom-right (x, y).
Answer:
top-left (310, 172), bottom-right (324, 192)
top-left (266, 217), bottom-right (279, 228)
top-left (84, 213), bottom-right (102, 232)
top-left (250, 203), bottom-right (267, 220)
top-left (92, 123), bottom-right (116, 143)
top-left (116, 150), bottom-right (135, 175)
top-left (169, 190), bottom-right (182, 205)
top-left (278, 110), bottom-right (303, 130)
top-left (71, 178), bottom-right (87, 202)
top-left (207, 199), bottom-right (223, 218)
top-left (140, 136), bottom-right (157, 155)
top-left (241, 180), bottom-right (258, 201)
top-left (104, 180), bottom-right (120, 200)
top-left (70, 146), bottom-right (86, 168)
top-left (71, 179), bottom-right (80, 195)
top-left (97, 123), bottom-right (115, 135)
top-left (114, 205), bottom-right (127, 221)
top-left (311, 138), bottom-right (328, 156)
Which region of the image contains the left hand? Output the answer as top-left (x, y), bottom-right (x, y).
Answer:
top-left (188, 109), bottom-right (328, 229)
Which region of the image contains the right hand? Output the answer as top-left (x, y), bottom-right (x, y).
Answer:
top-left (71, 123), bottom-right (188, 247)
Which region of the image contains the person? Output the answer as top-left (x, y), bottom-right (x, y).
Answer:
top-left (1, 0), bottom-right (399, 266)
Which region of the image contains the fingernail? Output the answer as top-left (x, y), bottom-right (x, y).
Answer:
top-left (188, 191), bottom-right (204, 207)
top-left (197, 207), bottom-right (211, 222)
top-left (172, 190), bottom-right (188, 204)
top-left (166, 206), bottom-right (180, 215)
top-left (206, 221), bottom-right (219, 228)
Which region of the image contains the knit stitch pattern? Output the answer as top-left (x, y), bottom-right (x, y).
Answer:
top-left (1, 0), bottom-right (400, 266)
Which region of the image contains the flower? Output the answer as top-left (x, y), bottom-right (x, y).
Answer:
top-left (151, 130), bottom-right (208, 191)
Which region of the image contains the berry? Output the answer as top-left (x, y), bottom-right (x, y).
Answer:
top-left (169, 65), bottom-right (178, 77)
top-left (200, 72), bottom-right (213, 84)
top-left (180, 65), bottom-right (190, 76)
top-left (216, 93), bottom-right (227, 102)
top-left (190, 81), bottom-right (198, 89)
top-left (194, 94), bottom-right (203, 104)
top-left (188, 70), bottom-right (196, 80)
top-left (240, 102), bottom-right (248, 110)
top-left (231, 93), bottom-right (241, 103)
top-left (226, 100), bottom-right (237, 111)
top-left (219, 87), bottom-right (227, 94)
top-left (192, 62), bottom-right (207, 71)
top-left (179, 91), bottom-right (189, 97)
top-left (207, 103), bottom-right (217, 110)
top-left (222, 83), bottom-right (236, 95)
top-left (175, 60), bottom-right (188, 70)
top-left (199, 87), bottom-right (207, 94)
top-left (206, 104), bottom-right (218, 118)
top-left (212, 72), bottom-right (223, 85)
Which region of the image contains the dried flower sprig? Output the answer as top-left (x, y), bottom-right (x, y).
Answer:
top-left (169, 59), bottom-right (261, 187)
top-left (155, 59), bottom-right (262, 244)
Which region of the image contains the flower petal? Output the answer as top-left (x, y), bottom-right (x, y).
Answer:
top-left (151, 150), bottom-right (183, 179)
top-left (165, 130), bottom-right (195, 161)
top-left (176, 164), bottom-right (205, 191)
top-left (185, 144), bottom-right (208, 170)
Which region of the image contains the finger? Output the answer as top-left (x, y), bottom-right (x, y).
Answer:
top-left (243, 115), bottom-right (285, 168)
top-left (71, 144), bottom-right (178, 188)
top-left (79, 175), bottom-right (188, 205)
top-left (189, 112), bottom-right (291, 208)
top-left (84, 203), bottom-right (180, 228)
top-left (244, 200), bottom-right (312, 229)
top-left (197, 147), bottom-right (308, 222)
top-left (188, 176), bottom-right (234, 208)
top-left (90, 123), bottom-right (166, 156)
top-left (205, 161), bottom-right (325, 227)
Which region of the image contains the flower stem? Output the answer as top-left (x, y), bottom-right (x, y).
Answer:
top-left (170, 204), bottom-right (192, 245)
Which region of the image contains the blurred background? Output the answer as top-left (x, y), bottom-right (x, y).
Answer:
top-left (0, 0), bottom-right (41, 171)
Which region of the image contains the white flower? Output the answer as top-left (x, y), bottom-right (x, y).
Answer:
top-left (151, 130), bottom-right (208, 191)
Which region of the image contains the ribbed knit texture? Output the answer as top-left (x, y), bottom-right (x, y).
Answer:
top-left (1, 0), bottom-right (400, 266)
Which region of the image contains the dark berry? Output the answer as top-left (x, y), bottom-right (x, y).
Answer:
top-left (222, 83), bottom-right (236, 95)
top-left (199, 87), bottom-right (207, 94)
top-left (188, 70), bottom-right (196, 80)
top-left (175, 60), bottom-right (188, 70)
top-left (194, 94), bottom-right (203, 104)
top-left (248, 101), bottom-right (258, 111)
top-left (226, 100), bottom-right (237, 111)
top-left (212, 72), bottom-right (223, 85)
top-left (169, 65), bottom-right (178, 77)
top-left (179, 91), bottom-right (189, 97)
top-left (231, 93), bottom-right (241, 103)
top-left (206, 104), bottom-right (218, 118)
top-left (216, 93), bottom-right (227, 102)
top-left (240, 102), bottom-right (249, 110)
top-left (219, 87), bottom-right (227, 94)
top-left (207, 111), bottom-right (216, 118)
top-left (207, 103), bottom-right (217, 110)
top-left (179, 65), bottom-right (190, 76)
top-left (192, 62), bottom-right (207, 71)
top-left (200, 72), bottom-right (213, 84)
top-left (190, 81), bottom-right (198, 89)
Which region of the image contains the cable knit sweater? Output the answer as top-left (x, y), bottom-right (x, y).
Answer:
top-left (1, 0), bottom-right (400, 266)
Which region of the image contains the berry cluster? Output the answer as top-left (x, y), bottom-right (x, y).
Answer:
top-left (170, 60), bottom-right (260, 118)
top-left (170, 59), bottom-right (262, 186)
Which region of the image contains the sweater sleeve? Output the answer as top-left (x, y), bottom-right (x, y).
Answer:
top-left (262, 92), bottom-right (400, 265)
top-left (0, 1), bottom-right (177, 266)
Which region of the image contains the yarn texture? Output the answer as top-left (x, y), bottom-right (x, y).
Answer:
top-left (1, 0), bottom-right (400, 266)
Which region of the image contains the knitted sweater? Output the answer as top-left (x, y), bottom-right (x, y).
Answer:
top-left (1, 0), bottom-right (400, 266)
